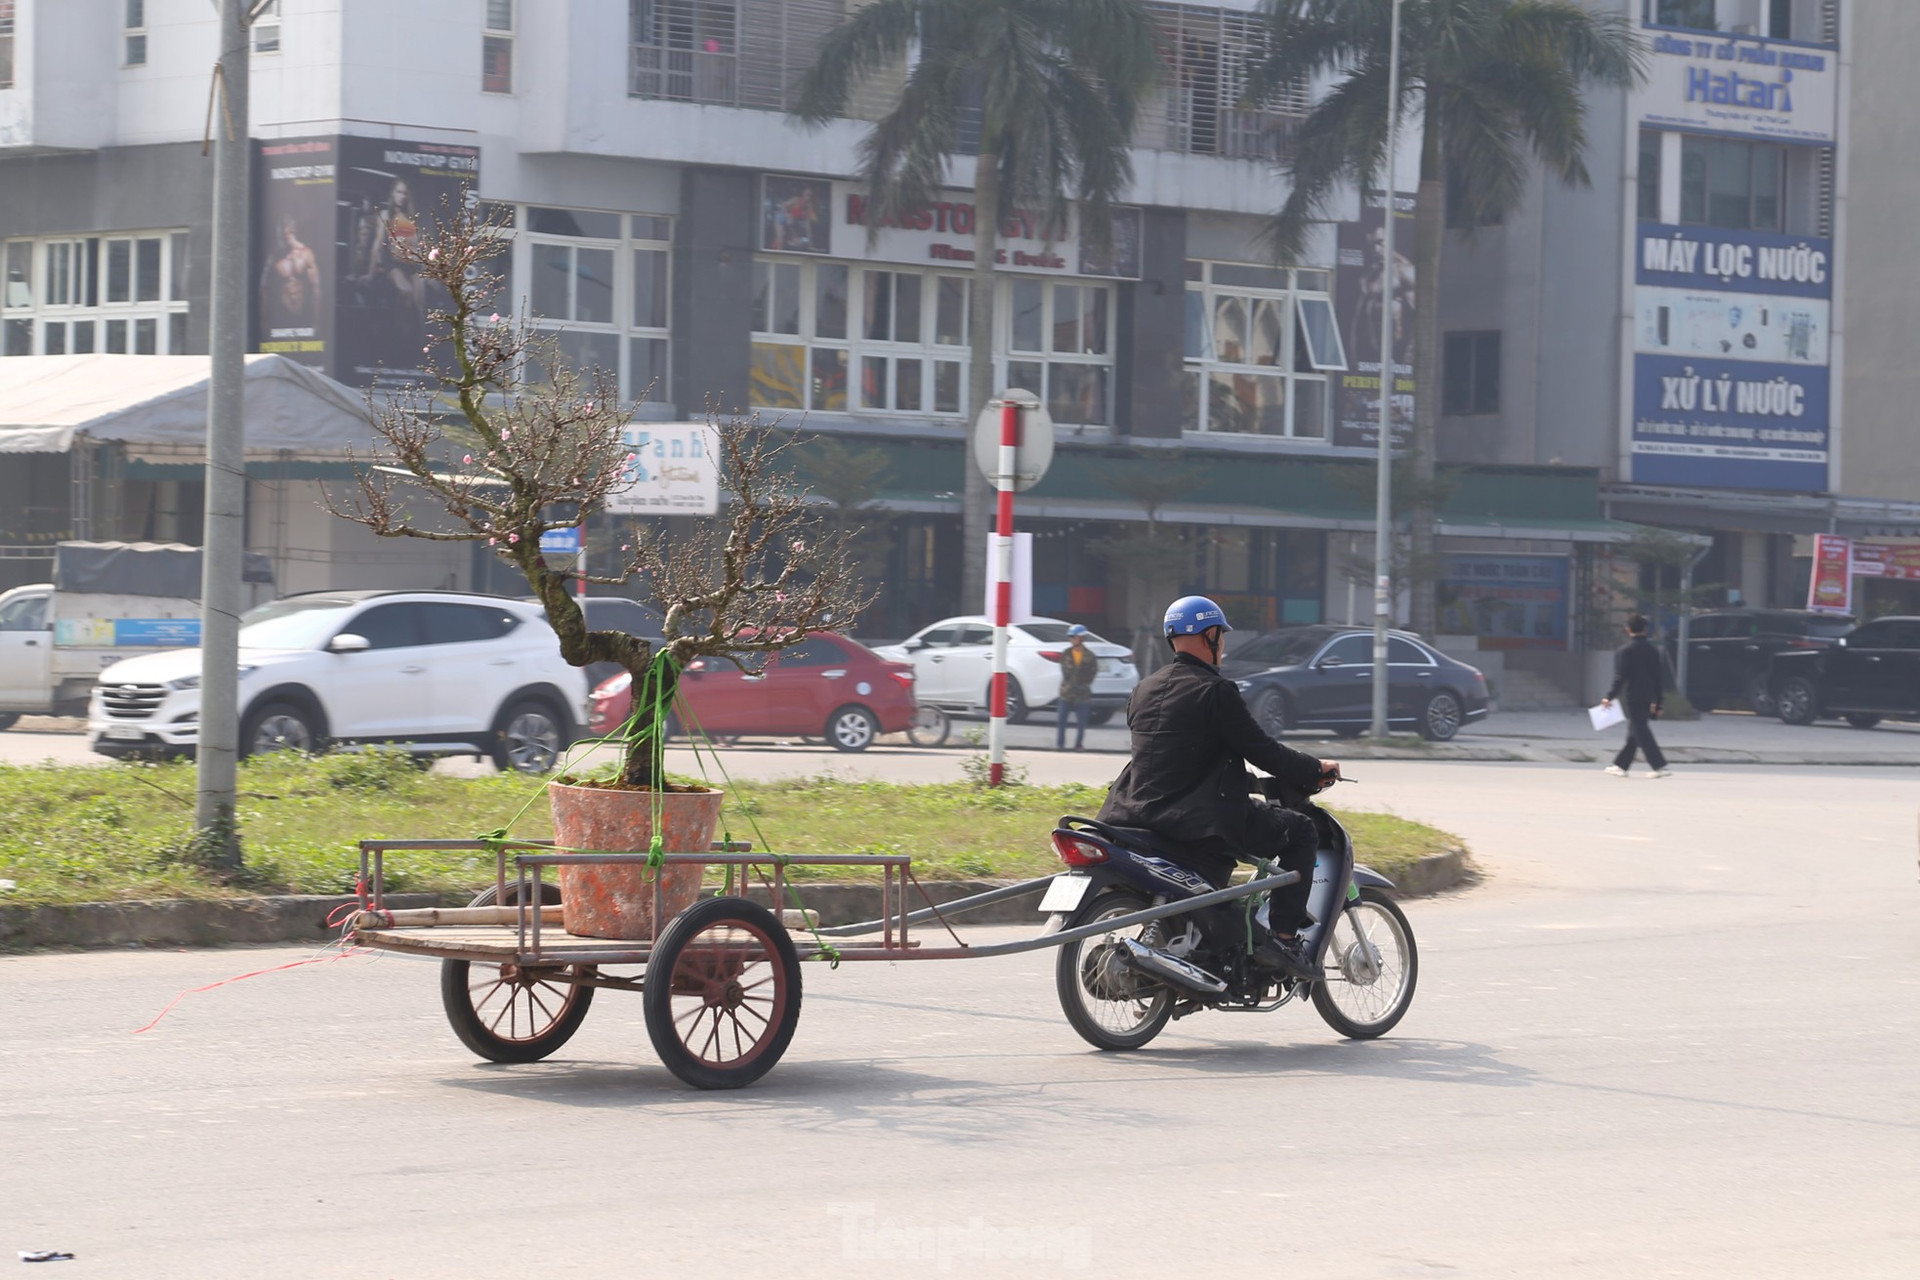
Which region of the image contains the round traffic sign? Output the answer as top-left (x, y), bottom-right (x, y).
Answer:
top-left (972, 389), bottom-right (1055, 493)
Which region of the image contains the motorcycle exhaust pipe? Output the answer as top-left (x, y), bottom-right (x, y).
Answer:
top-left (1119, 938), bottom-right (1228, 996)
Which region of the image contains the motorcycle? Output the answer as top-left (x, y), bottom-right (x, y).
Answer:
top-left (1037, 777), bottom-right (1418, 1049)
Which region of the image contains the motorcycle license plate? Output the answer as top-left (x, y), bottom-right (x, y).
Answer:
top-left (103, 725), bottom-right (146, 742)
top-left (1038, 874), bottom-right (1092, 913)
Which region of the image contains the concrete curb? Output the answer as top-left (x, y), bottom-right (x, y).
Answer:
top-left (0, 853), bottom-right (1475, 952)
top-left (0, 893), bottom-right (458, 953)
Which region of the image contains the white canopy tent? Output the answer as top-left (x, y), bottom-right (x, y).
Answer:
top-left (0, 354), bottom-right (379, 459)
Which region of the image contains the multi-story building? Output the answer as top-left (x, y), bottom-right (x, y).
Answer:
top-left (17, 0), bottom-right (1897, 684)
top-left (1441, 0), bottom-right (1920, 691)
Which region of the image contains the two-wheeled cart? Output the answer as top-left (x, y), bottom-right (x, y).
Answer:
top-left (347, 837), bottom-right (1314, 1090)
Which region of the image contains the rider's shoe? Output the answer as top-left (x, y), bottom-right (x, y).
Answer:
top-left (1251, 935), bottom-right (1324, 982)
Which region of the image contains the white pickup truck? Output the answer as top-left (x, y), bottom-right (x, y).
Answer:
top-left (0, 542), bottom-right (273, 729)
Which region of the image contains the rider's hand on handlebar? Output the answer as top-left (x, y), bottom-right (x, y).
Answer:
top-left (1316, 761), bottom-right (1342, 791)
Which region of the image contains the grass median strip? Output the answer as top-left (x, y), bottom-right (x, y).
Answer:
top-left (0, 753), bottom-right (1462, 907)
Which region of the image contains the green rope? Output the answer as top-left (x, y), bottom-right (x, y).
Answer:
top-left (467, 645), bottom-right (841, 966)
top-left (667, 676), bottom-right (843, 968)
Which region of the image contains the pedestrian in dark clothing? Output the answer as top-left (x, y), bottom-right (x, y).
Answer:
top-left (1097, 595), bottom-right (1340, 980)
top-left (1055, 625), bottom-right (1098, 750)
top-left (1602, 614), bottom-right (1671, 778)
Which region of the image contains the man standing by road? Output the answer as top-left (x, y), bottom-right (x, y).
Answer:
top-left (1055, 624), bottom-right (1097, 751)
top-left (1602, 614), bottom-right (1672, 779)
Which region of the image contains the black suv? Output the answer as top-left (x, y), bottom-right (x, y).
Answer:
top-left (1767, 616), bottom-right (1920, 729)
top-left (1676, 609), bottom-right (1855, 715)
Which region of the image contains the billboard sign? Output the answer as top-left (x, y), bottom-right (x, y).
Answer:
top-left (760, 176), bottom-right (1142, 279)
top-left (254, 136), bottom-right (337, 368)
top-left (1632, 354), bottom-right (1828, 491)
top-left (253, 134), bottom-right (481, 389)
top-left (1636, 28), bottom-right (1837, 144)
top-left (334, 136), bottom-right (482, 390)
top-left (1332, 191), bottom-right (1416, 449)
top-left (1631, 224), bottom-right (1832, 493)
top-left (606, 422), bottom-right (721, 516)
top-left (1436, 555), bottom-right (1569, 651)
top-left (1806, 533), bottom-right (1852, 614)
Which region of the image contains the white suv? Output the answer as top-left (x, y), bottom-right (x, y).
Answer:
top-left (87, 591), bottom-right (590, 773)
top-left (872, 616), bottom-right (1139, 724)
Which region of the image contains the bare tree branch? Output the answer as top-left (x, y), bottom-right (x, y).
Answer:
top-left (328, 195), bottom-right (873, 786)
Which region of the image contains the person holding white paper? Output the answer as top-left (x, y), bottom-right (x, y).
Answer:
top-left (1601, 614), bottom-right (1671, 778)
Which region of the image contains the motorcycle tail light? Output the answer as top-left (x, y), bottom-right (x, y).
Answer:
top-left (1051, 832), bottom-right (1109, 867)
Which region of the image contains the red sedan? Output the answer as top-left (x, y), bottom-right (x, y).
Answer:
top-left (588, 632), bottom-right (917, 751)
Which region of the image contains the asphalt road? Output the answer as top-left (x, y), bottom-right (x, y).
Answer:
top-left (4, 761), bottom-right (1917, 1277)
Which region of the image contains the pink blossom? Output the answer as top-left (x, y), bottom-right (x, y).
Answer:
top-left (626, 453), bottom-right (637, 463)
top-left (790, 540), bottom-right (806, 553)
top-left (489, 313), bottom-right (500, 323)
top-left (508, 533), bottom-right (520, 544)
top-left (428, 248), bottom-right (440, 261)
top-left (463, 455), bottom-right (473, 465)
top-left (488, 538), bottom-right (496, 546)
top-left (775, 591), bottom-right (788, 603)
top-left (621, 544), bottom-right (631, 552)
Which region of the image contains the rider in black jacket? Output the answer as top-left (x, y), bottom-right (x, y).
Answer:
top-left (1097, 595), bottom-right (1340, 980)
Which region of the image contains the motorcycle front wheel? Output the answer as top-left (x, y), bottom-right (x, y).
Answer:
top-left (1056, 888), bottom-right (1175, 1051)
top-left (1310, 888), bottom-right (1418, 1039)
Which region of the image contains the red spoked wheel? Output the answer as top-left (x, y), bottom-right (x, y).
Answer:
top-left (440, 881), bottom-right (596, 1063)
top-left (441, 959), bottom-right (596, 1063)
top-left (642, 896), bottom-right (802, 1090)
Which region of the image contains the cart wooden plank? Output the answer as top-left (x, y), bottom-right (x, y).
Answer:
top-left (353, 926), bottom-right (657, 962)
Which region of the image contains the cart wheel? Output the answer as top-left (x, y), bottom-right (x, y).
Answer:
top-left (643, 896), bottom-right (802, 1090)
top-left (440, 882), bottom-right (596, 1064)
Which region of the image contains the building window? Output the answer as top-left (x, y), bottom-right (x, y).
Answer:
top-left (1638, 130), bottom-right (1663, 222)
top-left (253, 1), bottom-right (281, 54)
top-left (630, 0), bottom-right (738, 105)
top-left (1181, 261), bottom-right (1345, 439)
top-left (1444, 162), bottom-right (1504, 230)
top-left (516, 208), bottom-right (672, 405)
top-left (1646, 0), bottom-right (1716, 29)
top-left (483, 0), bottom-right (513, 94)
top-left (1443, 331), bottom-right (1500, 416)
top-left (1006, 279), bottom-right (1118, 427)
top-left (751, 261), bottom-right (981, 419)
top-left (124, 0), bottom-right (148, 67)
top-left (1, 1), bottom-right (16, 91)
top-left (1143, 3), bottom-right (1307, 161)
top-left (1679, 136), bottom-right (1783, 231)
top-left (0, 231), bottom-right (192, 356)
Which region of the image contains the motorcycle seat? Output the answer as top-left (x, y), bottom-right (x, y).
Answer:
top-left (1061, 816), bottom-right (1211, 866)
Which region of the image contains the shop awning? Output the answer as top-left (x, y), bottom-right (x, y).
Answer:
top-left (810, 432), bottom-right (1647, 543)
top-left (0, 354), bottom-right (378, 460)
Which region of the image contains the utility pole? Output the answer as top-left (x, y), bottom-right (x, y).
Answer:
top-left (1369, 0), bottom-right (1405, 741)
top-left (196, 0), bottom-right (251, 865)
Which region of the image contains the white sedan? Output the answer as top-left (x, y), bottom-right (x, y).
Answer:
top-left (872, 616), bottom-right (1139, 724)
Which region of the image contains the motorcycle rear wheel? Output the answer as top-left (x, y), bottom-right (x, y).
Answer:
top-left (1310, 888), bottom-right (1417, 1040)
top-left (1056, 888), bottom-right (1175, 1051)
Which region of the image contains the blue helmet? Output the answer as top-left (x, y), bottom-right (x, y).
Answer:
top-left (1066, 624), bottom-right (1090, 637)
top-left (1163, 595), bottom-right (1233, 638)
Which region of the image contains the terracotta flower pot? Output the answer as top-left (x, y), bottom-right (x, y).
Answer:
top-left (549, 779), bottom-right (723, 940)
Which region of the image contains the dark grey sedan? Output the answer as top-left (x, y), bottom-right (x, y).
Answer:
top-left (1222, 626), bottom-right (1491, 741)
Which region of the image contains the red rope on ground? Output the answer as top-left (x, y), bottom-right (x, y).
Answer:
top-left (133, 946), bottom-right (370, 1035)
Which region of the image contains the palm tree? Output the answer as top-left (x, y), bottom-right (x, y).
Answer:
top-left (793, 0), bottom-right (1161, 613)
top-left (1256, 0), bottom-right (1641, 637)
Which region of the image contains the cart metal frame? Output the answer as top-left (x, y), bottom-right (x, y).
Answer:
top-left (350, 838), bottom-right (1298, 966)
